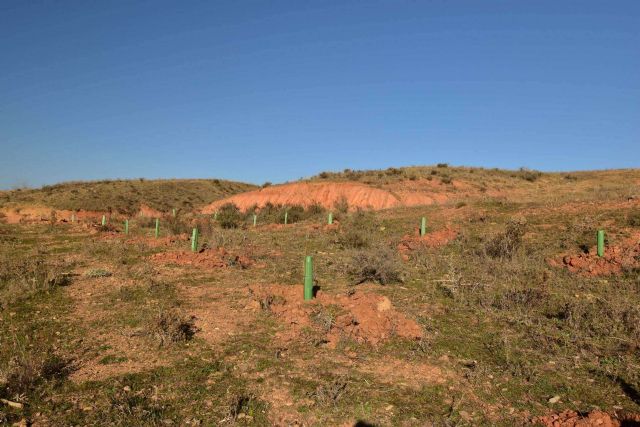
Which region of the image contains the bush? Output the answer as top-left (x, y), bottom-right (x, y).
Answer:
top-left (147, 309), bottom-right (198, 347)
top-left (1, 350), bottom-right (73, 398)
top-left (440, 175), bottom-right (452, 185)
top-left (217, 203), bottom-right (242, 229)
top-left (166, 214), bottom-right (191, 235)
top-left (346, 246), bottom-right (404, 285)
top-left (514, 167), bottom-right (542, 182)
top-left (628, 210), bottom-right (640, 227)
top-left (437, 163), bottom-right (448, 168)
top-left (484, 219), bottom-right (526, 259)
top-left (334, 196), bottom-right (349, 214)
top-left (336, 210), bottom-right (379, 249)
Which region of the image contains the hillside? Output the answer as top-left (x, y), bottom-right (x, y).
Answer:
top-left (0, 178), bottom-right (257, 214)
top-left (204, 166), bottom-right (640, 212)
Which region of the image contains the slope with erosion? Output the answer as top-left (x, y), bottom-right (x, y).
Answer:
top-left (203, 167), bottom-right (640, 213)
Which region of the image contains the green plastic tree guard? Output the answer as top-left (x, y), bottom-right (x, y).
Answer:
top-left (125, 219), bottom-right (129, 235)
top-left (214, 212), bottom-right (218, 221)
top-left (71, 213), bottom-right (75, 223)
top-left (284, 211), bottom-right (288, 225)
top-left (172, 208), bottom-right (176, 217)
top-left (420, 217), bottom-right (427, 236)
top-left (101, 215), bottom-right (106, 226)
top-left (253, 214), bottom-right (257, 227)
top-left (597, 230), bottom-right (605, 257)
top-left (328, 212), bottom-right (333, 225)
top-left (191, 228), bottom-right (198, 252)
top-left (304, 256), bottom-right (313, 301)
top-left (154, 218), bottom-right (160, 238)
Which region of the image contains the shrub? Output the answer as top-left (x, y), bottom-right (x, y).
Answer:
top-left (282, 205), bottom-right (305, 224)
top-left (217, 203), bottom-right (242, 229)
top-left (306, 202), bottom-right (326, 216)
top-left (440, 175), bottom-right (452, 185)
top-left (147, 309), bottom-right (198, 347)
top-left (346, 246), bottom-right (404, 285)
top-left (437, 163), bottom-right (448, 168)
top-left (514, 167), bottom-right (542, 182)
top-left (1, 350), bottom-right (73, 398)
top-left (334, 196), bottom-right (349, 214)
top-left (628, 210), bottom-right (640, 227)
top-left (85, 268), bottom-right (112, 278)
top-left (166, 214), bottom-right (191, 235)
top-left (336, 210), bottom-right (379, 249)
top-left (484, 219), bottom-right (526, 259)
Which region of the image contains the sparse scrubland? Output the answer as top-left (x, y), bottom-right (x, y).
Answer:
top-left (1, 166), bottom-right (640, 426)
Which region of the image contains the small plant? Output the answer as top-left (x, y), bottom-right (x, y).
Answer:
top-left (346, 246), bottom-right (404, 285)
top-left (1, 350), bottom-right (73, 398)
top-left (437, 163), bottom-right (449, 168)
top-left (85, 268), bottom-right (112, 278)
top-left (628, 210), bottom-right (640, 227)
top-left (217, 203), bottom-right (242, 229)
top-left (334, 195), bottom-right (349, 214)
top-left (484, 219), bottom-right (526, 259)
top-left (440, 175), bottom-right (452, 185)
top-left (147, 308), bottom-right (198, 347)
top-left (514, 167), bottom-right (542, 182)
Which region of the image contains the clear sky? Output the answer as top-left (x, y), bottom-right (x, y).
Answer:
top-left (1, 1), bottom-right (638, 188)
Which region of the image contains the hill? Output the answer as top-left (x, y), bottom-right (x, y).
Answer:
top-left (0, 178), bottom-right (257, 215)
top-left (204, 166), bottom-right (640, 212)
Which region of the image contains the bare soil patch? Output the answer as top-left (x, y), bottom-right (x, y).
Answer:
top-left (532, 410), bottom-right (640, 426)
top-left (202, 181), bottom-right (448, 212)
top-left (247, 284), bottom-right (423, 347)
top-left (397, 228), bottom-right (458, 259)
top-left (150, 247), bottom-right (253, 269)
top-left (549, 234), bottom-right (640, 276)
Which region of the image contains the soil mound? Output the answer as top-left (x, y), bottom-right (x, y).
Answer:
top-left (202, 182), bottom-right (445, 212)
top-left (532, 410), bottom-right (640, 426)
top-left (150, 247), bottom-right (253, 269)
top-left (549, 235), bottom-right (640, 276)
top-left (248, 284), bottom-right (423, 347)
top-left (398, 228), bottom-right (458, 259)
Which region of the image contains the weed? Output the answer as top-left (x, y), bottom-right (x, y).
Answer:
top-left (147, 309), bottom-right (198, 347)
top-left (85, 268), bottom-right (112, 278)
top-left (334, 195), bottom-right (350, 214)
top-left (347, 246), bottom-right (404, 285)
top-left (484, 219), bottom-right (526, 259)
top-left (217, 203), bottom-right (242, 229)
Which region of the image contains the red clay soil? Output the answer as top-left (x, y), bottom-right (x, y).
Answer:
top-left (531, 410), bottom-right (640, 426)
top-left (397, 228), bottom-right (458, 260)
top-left (549, 235), bottom-right (640, 276)
top-left (150, 247), bottom-right (253, 269)
top-left (202, 181), bottom-right (447, 212)
top-left (137, 204), bottom-right (164, 218)
top-left (0, 206), bottom-right (105, 224)
top-left (247, 284), bottom-right (423, 347)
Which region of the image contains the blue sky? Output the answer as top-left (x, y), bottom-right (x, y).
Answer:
top-left (1, 1), bottom-right (638, 188)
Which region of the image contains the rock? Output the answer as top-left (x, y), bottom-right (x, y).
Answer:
top-left (376, 296), bottom-right (392, 312)
top-left (548, 395), bottom-right (561, 404)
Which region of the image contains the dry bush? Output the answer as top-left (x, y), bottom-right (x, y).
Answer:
top-left (346, 246), bottom-right (404, 285)
top-left (147, 309), bottom-right (198, 347)
top-left (217, 203), bottom-right (242, 229)
top-left (628, 210), bottom-right (640, 227)
top-left (166, 214), bottom-right (191, 235)
top-left (308, 376), bottom-right (349, 406)
top-left (0, 350), bottom-right (73, 399)
top-left (0, 250), bottom-right (72, 303)
top-left (333, 195), bottom-right (349, 214)
top-left (335, 210), bottom-right (379, 249)
top-left (484, 219), bottom-right (526, 259)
